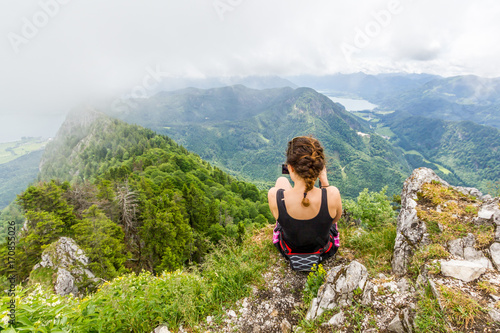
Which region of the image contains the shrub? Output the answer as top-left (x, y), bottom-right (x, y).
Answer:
top-left (343, 186), bottom-right (395, 230)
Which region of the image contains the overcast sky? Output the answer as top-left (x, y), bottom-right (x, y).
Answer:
top-left (1, 0), bottom-right (500, 142)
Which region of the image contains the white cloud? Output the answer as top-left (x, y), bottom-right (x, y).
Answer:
top-left (1, 0), bottom-right (500, 141)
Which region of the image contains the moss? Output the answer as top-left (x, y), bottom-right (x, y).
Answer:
top-left (29, 266), bottom-right (57, 291)
top-left (416, 182), bottom-right (493, 249)
top-left (409, 244), bottom-right (449, 276)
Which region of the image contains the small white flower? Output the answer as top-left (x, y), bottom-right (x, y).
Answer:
top-left (1, 315), bottom-right (10, 326)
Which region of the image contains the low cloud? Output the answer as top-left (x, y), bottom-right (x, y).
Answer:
top-left (0, 0), bottom-right (499, 141)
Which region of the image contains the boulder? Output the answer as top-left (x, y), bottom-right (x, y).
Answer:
top-left (476, 199), bottom-right (500, 225)
top-left (327, 311), bottom-right (345, 327)
top-left (387, 314), bottom-right (405, 333)
top-left (490, 242), bottom-right (500, 270)
top-left (151, 325), bottom-right (171, 333)
top-left (447, 233), bottom-right (475, 258)
top-left (392, 168), bottom-right (446, 276)
top-left (31, 237), bottom-right (99, 296)
top-left (306, 261), bottom-right (370, 320)
top-left (440, 259), bottom-right (488, 282)
top-left (454, 186), bottom-right (483, 199)
top-left (489, 309), bottom-right (500, 323)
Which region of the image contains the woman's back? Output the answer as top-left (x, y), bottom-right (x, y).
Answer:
top-left (276, 187), bottom-right (333, 253)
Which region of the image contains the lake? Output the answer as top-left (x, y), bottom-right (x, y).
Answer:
top-left (325, 96), bottom-right (378, 111)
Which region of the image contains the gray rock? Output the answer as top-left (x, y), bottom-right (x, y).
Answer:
top-left (306, 261), bottom-right (369, 320)
top-left (464, 246), bottom-right (488, 262)
top-left (454, 186), bottom-right (483, 199)
top-left (490, 242), bottom-right (500, 270)
top-left (151, 325), bottom-right (171, 333)
top-left (31, 237), bottom-right (99, 296)
top-left (448, 238), bottom-right (464, 258)
top-left (361, 281), bottom-right (374, 305)
top-left (54, 268), bottom-right (78, 296)
top-left (495, 226), bottom-right (500, 242)
top-left (401, 308), bottom-right (413, 333)
top-left (428, 279), bottom-right (444, 311)
top-left (440, 259), bottom-right (487, 282)
top-left (475, 199), bottom-right (500, 226)
top-left (392, 168), bottom-right (447, 276)
top-left (387, 314), bottom-right (405, 333)
top-left (280, 318), bottom-right (292, 333)
top-left (327, 311), bottom-right (345, 327)
top-left (396, 278), bottom-right (411, 294)
top-left (489, 309), bottom-right (500, 323)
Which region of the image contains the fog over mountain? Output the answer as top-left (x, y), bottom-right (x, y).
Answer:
top-left (1, 0), bottom-right (500, 141)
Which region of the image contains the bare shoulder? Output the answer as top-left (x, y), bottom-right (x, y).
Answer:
top-left (326, 186), bottom-right (341, 200)
top-left (268, 186), bottom-right (278, 198)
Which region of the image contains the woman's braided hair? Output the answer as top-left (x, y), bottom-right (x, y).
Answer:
top-left (286, 136), bottom-right (325, 207)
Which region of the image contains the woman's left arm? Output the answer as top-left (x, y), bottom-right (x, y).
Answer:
top-left (327, 186), bottom-right (342, 223)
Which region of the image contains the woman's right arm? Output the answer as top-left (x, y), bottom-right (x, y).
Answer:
top-left (267, 187), bottom-right (279, 220)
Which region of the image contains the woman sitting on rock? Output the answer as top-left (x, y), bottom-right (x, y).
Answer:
top-left (268, 136), bottom-right (342, 270)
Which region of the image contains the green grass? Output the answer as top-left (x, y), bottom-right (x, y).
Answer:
top-left (0, 138), bottom-right (47, 164)
top-left (403, 150), bottom-right (451, 175)
top-left (439, 284), bottom-right (485, 329)
top-left (374, 125), bottom-right (395, 137)
top-left (0, 229), bottom-right (274, 332)
top-left (341, 223), bottom-right (397, 275)
top-left (414, 284), bottom-right (450, 333)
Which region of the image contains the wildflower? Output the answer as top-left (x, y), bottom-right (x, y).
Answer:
top-left (1, 315), bottom-right (10, 326)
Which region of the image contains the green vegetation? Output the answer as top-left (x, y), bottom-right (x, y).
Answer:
top-left (110, 86), bottom-right (411, 199)
top-left (0, 137), bottom-right (47, 165)
top-left (343, 186), bottom-right (396, 230)
top-left (409, 244), bottom-right (449, 277)
top-left (439, 284), bottom-right (485, 329)
top-left (303, 264), bottom-right (327, 305)
top-left (414, 284), bottom-right (450, 333)
top-left (339, 186), bottom-right (397, 274)
top-left (415, 182), bottom-right (494, 248)
top-left (382, 112), bottom-right (500, 194)
top-left (0, 233), bottom-right (274, 332)
top-left (0, 113), bottom-right (274, 285)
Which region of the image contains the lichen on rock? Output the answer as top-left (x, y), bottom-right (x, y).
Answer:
top-left (30, 237), bottom-right (100, 296)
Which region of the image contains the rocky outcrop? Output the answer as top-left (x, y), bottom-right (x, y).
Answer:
top-left (306, 261), bottom-right (370, 320)
top-left (392, 167), bottom-right (499, 277)
top-left (31, 237), bottom-right (100, 296)
top-left (303, 261), bottom-right (416, 331)
top-left (392, 168), bottom-right (446, 275)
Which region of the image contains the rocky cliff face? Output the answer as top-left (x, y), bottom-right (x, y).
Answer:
top-left (30, 237), bottom-right (100, 296)
top-left (391, 167), bottom-right (496, 276)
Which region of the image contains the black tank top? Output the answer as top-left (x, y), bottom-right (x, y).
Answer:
top-left (276, 188), bottom-right (334, 253)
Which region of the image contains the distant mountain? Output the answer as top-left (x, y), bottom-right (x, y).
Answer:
top-left (382, 111), bottom-right (500, 192)
top-left (289, 72), bottom-right (500, 129)
top-left (378, 75), bottom-right (500, 128)
top-left (150, 75), bottom-right (297, 94)
top-left (287, 72), bottom-right (441, 101)
top-left (108, 85), bottom-right (412, 199)
top-left (0, 150), bottom-right (43, 210)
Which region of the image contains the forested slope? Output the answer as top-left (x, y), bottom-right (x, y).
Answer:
top-left (110, 85), bottom-right (412, 198)
top-left (1, 109), bottom-right (273, 283)
top-left (382, 111), bottom-right (500, 192)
